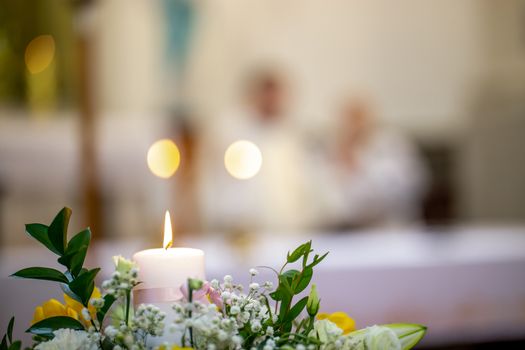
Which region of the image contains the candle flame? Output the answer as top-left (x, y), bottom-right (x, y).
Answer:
top-left (163, 210), bottom-right (173, 249)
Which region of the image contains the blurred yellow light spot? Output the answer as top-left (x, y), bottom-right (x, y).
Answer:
top-left (147, 139), bottom-right (181, 179)
top-left (224, 140), bottom-right (262, 180)
top-left (25, 35), bottom-right (55, 74)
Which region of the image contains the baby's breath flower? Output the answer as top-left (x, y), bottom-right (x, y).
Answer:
top-left (102, 256), bottom-right (139, 298)
top-left (250, 319), bottom-right (262, 333)
top-left (90, 297), bottom-right (105, 309)
top-left (230, 305), bottom-right (240, 315)
top-left (81, 308), bottom-right (91, 322)
top-left (210, 279), bottom-right (220, 289)
top-left (263, 281), bottom-right (274, 290)
top-left (249, 268), bottom-right (259, 276)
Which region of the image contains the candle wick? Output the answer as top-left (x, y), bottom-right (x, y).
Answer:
top-left (164, 241), bottom-right (173, 250)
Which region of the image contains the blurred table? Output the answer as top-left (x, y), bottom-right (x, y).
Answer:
top-left (1, 225), bottom-right (525, 347)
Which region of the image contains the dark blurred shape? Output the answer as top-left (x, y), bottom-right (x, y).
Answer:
top-left (244, 69), bottom-right (289, 124)
top-left (171, 108), bottom-right (200, 235)
top-left (74, 0), bottom-right (104, 240)
top-left (420, 144), bottom-right (457, 226)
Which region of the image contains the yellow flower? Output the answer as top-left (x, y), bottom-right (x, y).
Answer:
top-left (32, 287), bottom-right (101, 328)
top-left (157, 346), bottom-right (193, 350)
top-left (64, 287), bottom-right (101, 326)
top-left (317, 311), bottom-right (356, 334)
top-left (32, 299), bottom-right (79, 325)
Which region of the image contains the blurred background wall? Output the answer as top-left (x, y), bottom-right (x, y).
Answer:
top-left (0, 0), bottom-right (524, 242)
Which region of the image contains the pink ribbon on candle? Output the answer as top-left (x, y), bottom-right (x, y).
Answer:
top-left (133, 287), bottom-right (184, 305)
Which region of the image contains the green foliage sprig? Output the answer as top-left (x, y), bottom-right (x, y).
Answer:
top-left (9, 208), bottom-right (112, 339)
top-left (270, 241), bottom-right (328, 335)
top-left (0, 317), bottom-right (21, 350)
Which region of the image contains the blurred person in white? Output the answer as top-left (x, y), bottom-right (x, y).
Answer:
top-left (322, 97), bottom-right (428, 229)
top-left (197, 69), bottom-right (310, 233)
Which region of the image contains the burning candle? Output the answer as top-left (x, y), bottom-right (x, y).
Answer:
top-left (133, 211), bottom-right (205, 344)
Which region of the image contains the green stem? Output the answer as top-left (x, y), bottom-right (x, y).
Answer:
top-left (125, 290), bottom-right (131, 326)
top-left (188, 281), bottom-right (194, 348)
top-left (304, 316), bottom-right (315, 336)
top-left (275, 261), bottom-right (289, 314)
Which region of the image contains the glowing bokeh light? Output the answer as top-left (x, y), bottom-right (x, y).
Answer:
top-left (25, 35), bottom-right (55, 74)
top-left (147, 139), bottom-right (181, 179)
top-left (224, 140), bottom-right (263, 180)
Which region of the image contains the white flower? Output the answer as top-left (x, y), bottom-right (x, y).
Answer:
top-left (35, 329), bottom-right (98, 350)
top-left (250, 319), bottom-right (262, 332)
top-left (104, 325), bottom-right (118, 338)
top-left (131, 304), bottom-right (166, 337)
top-left (223, 275), bottom-right (233, 283)
top-left (249, 268), bottom-right (259, 276)
top-left (232, 335), bottom-right (243, 346)
top-left (221, 291), bottom-right (231, 300)
top-left (310, 319), bottom-right (343, 343)
top-left (81, 308), bottom-right (91, 322)
top-left (90, 298), bottom-right (105, 309)
top-left (263, 281), bottom-right (273, 290)
top-left (249, 283), bottom-right (259, 291)
top-left (263, 338), bottom-right (276, 350)
top-left (210, 279), bottom-right (220, 289)
top-left (365, 325), bottom-right (401, 350)
top-left (230, 305), bottom-right (241, 315)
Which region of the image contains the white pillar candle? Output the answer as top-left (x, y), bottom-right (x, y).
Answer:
top-left (133, 211), bottom-right (205, 345)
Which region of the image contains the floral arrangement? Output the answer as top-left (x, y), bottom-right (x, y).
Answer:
top-left (1, 208), bottom-right (426, 350)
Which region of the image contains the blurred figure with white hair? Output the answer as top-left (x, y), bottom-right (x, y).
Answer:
top-left (323, 97), bottom-right (428, 228)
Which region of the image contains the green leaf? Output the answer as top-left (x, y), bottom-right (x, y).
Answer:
top-left (278, 274), bottom-right (295, 296)
top-left (58, 247), bottom-right (88, 278)
top-left (282, 321), bottom-right (292, 334)
top-left (284, 296), bottom-right (308, 323)
top-left (278, 294), bottom-right (292, 322)
top-left (6, 317), bottom-right (14, 344)
top-left (47, 207), bottom-right (72, 256)
top-left (307, 252), bottom-right (329, 269)
top-left (25, 224), bottom-right (61, 256)
top-left (269, 288), bottom-right (283, 301)
top-left (101, 337), bottom-right (116, 350)
top-left (26, 316), bottom-right (84, 338)
top-left (97, 294), bottom-right (117, 323)
top-left (8, 341), bottom-right (21, 350)
top-left (60, 283), bottom-right (83, 304)
top-left (282, 269), bottom-right (300, 283)
top-left (294, 266), bottom-right (313, 294)
top-left (287, 242), bottom-right (310, 263)
top-left (66, 229), bottom-right (91, 254)
top-left (58, 229), bottom-right (90, 276)
top-left (11, 267), bottom-right (68, 284)
top-left (69, 268), bottom-right (100, 306)
top-left (1, 335), bottom-right (7, 350)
